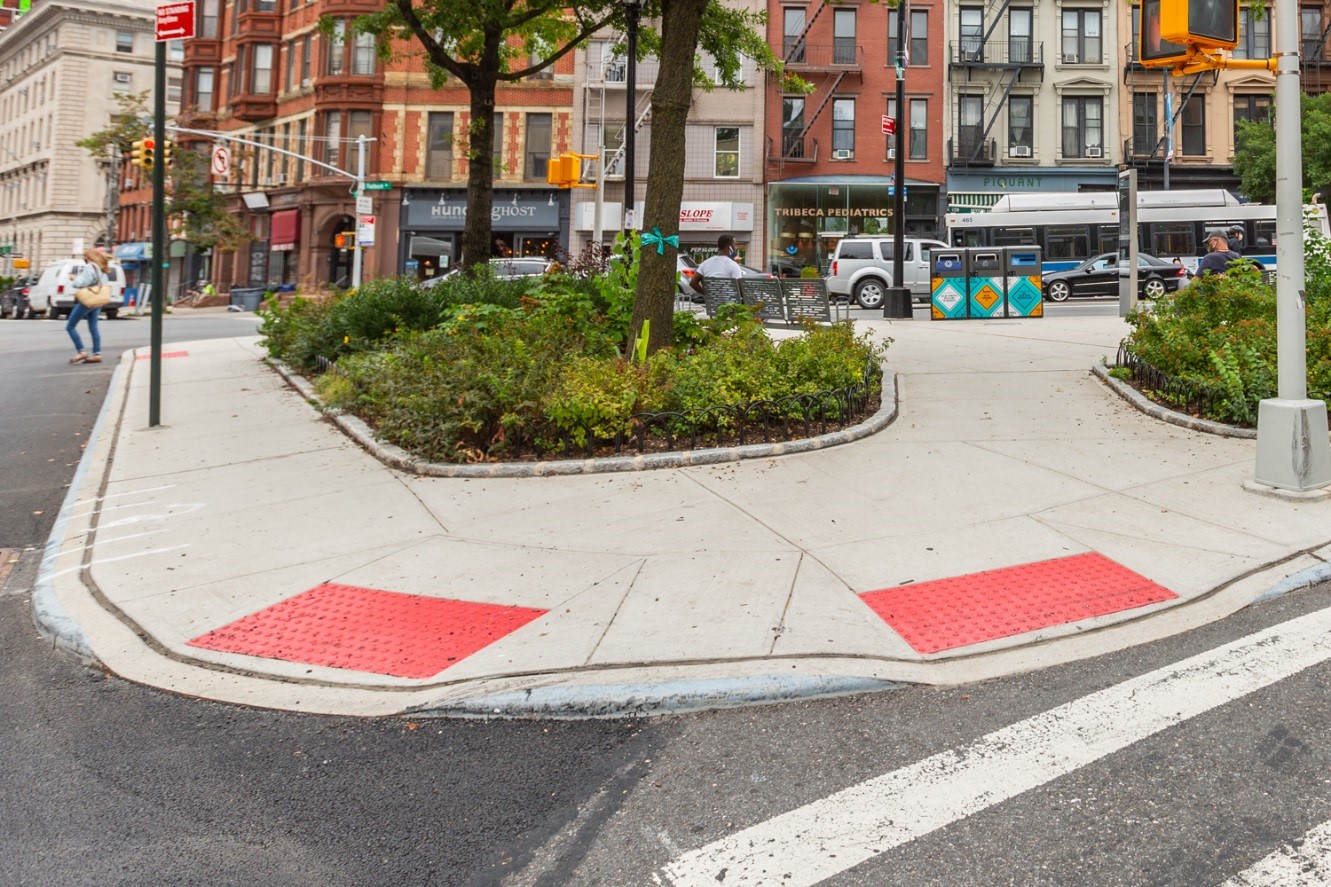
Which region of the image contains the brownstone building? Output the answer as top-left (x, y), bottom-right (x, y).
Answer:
top-left (176, 0), bottom-right (576, 289)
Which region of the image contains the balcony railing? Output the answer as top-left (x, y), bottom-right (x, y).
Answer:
top-left (769, 134), bottom-right (818, 163)
top-left (949, 40), bottom-right (1044, 66)
top-left (949, 137), bottom-right (996, 166)
top-left (782, 43), bottom-right (864, 70)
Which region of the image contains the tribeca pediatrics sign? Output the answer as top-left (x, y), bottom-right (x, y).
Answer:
top-left (404, 191), bottom-right (561, 229)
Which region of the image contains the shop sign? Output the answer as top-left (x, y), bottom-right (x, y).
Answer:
top-left (405, 193), bottom-right (560, 229)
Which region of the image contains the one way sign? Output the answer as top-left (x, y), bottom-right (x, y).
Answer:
top-left (156, 1), bottom-right (196, 42)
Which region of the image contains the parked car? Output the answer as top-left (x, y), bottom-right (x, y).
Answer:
top-left (420, 257), bottom-right (555, 288)
top-left (1, 275), bottom-right (37, 319)
top-left (28, 259), bottom-right (127, 319)
top-left (676, 254), bottom-right (700, 299)
top-left (825, 236), bottom-right (950, 309)
top-left (1042, 252), bottom-right (1191, 302)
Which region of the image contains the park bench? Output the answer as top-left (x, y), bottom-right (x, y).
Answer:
top-left (737, 277), bottom-right (787, 322)
top-left (780, 278), bottom-right (835, 323)
top-left (699, 276), bottom-right (742, 316)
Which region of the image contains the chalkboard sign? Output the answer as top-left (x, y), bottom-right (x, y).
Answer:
top-left (249, 241), bottom-right (269, 286)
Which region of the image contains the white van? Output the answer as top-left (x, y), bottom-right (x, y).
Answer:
top-left (825, 237), bottom-right (949, 309)
top-left (29, 258), bottom-right (127, 320)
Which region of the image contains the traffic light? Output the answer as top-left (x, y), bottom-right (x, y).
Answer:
top-left (1160, 0), bottom-right (1239, 49)
top-left (546, 153), bottom-right (580, 187)
top-left (130, 137), bottom-right (155, 169)
top-left (161, 140), bottom-right (173, 166)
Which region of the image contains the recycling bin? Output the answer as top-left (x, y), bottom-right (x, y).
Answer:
top-left (1003, 247), bottom-right (1043, 317)
top-left (966, 250), bottom-right (1005, 318)
top-left (930, 250), bottom-right (968, 320)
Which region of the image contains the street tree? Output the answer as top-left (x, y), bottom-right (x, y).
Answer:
top-left (1233, 91), bottom-right (1331, 204)
top-left (77, 92), bottom-right (247, 253)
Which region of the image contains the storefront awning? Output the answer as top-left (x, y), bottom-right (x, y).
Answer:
top-left (270, 209), bottom-right (301, 252)
top-left (408, 236), bottom-right (451, 258)
top-left (114, 242), bottom-right (151, 262)
top-left (947, 193), bottom-right (1003, 213)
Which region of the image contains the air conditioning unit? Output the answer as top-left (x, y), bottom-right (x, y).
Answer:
top-left (831, 149), bottom-right (853, 160)
top-left (272, 173), bottom-right (287, 185)
top-left (1062, 53), bottom-right (1080, 64)
top-left (1010, 145), bottom-right (1032, 158)
top-left (887, 148), bottom-right (896, 160)
top-left (1085, 146), bottom-right (1103, 158)
top-left (113, 72), bottom-right (132, 84)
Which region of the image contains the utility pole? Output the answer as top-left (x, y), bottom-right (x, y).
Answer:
top-left (351, 134), bottom-right (366, 289)
top-left (149, 34), bottom-right (166, 427)
top-left (884, 0), bottom-right (912, 318)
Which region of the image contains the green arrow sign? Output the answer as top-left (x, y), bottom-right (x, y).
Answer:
top-left (362, 181), bottom-right (392, 191)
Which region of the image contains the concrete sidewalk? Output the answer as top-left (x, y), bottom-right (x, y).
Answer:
top-left (32, 315), bottom-right (1331, 718)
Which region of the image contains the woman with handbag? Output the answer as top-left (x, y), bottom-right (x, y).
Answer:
top-left (66, 248), bottom-right (111, 365)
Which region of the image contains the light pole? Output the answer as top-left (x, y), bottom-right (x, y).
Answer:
top-left (884, 0), bottom-right (912, 318)
top-left (622, 0), bottom-right (641, 243)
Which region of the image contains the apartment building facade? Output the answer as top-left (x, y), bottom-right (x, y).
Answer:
top-left (0, 0), bottom-right (176, 274)
top-left (566, 5), bottom-right (769, 270)
top-left (765, 0), bottom-right (947, 274)
top-left (177, 0), bottom-right (577, 288)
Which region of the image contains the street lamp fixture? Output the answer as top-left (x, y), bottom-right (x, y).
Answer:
top-left (622, 0), bottom-right (641, 243)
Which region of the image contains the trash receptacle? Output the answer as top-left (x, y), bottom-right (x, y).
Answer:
top-left (967, 250), bottom-right (1004, 318)
top-left (931, 250), bottom-right (968, 320)
top-left (229, 287), bottom-right (265, 311)
top-left (1004, 247), bottom-right (1043, 317)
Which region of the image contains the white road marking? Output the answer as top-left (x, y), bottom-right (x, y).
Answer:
top-left (1220, 819), bottom-right (1331, 886)
top-left (660, 605), bottom-right (1331, 887)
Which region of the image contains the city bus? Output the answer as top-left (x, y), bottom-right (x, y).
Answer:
top-left (944, 189), bottom-right (1330, 275)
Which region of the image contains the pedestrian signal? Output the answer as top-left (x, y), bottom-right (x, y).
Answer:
top-left (1138, 0), bottom-right (1192, 66)
top-left (1160, 0), bottom-right (1239, 49)
top-left (546, 154), bottom-right (580, 188)
top-left (334, 232), bottom-right (353, 249)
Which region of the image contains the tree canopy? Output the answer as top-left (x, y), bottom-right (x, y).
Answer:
top-left (1233, 91), bottom-right (1331, 204)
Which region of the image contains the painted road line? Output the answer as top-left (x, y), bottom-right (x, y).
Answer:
top-left (1220, 819), bottom-right (1331, 886)
top-left (660, 605), bottom-right (1331, 887)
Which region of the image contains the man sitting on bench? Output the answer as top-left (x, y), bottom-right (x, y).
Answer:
top-left (690, 234), bottom-right (745, 295)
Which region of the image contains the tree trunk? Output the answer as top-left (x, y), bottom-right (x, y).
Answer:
top-left (630, 0), bottom-right (708, 353)
top-left (461, 35), bottom-right (503, 271)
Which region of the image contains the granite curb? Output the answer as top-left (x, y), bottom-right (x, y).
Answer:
top-left (270, 359), bottom-right (900, 476)
top-left (1091, 363), bottom-right (1257, 439)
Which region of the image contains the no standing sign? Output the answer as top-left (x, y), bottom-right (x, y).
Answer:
top-left (156, 1), bottom-right (196, 41)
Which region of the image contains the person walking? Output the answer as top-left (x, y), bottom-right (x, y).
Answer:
top-left (1195, 230), bottom-right (1242, 277)
top-left (66, 248), bottom-right (109, 365)
top-left (689, 234), bottom-right (745, 295)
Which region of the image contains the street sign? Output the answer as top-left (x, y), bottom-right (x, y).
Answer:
top-left (155, 1), bottom-right (196, 41)
top-left (356, 215), bottom-right (376, 247)
top-left (362, 181), bottom-right (392, 191)
top-left (210, 143), bottom-right (230, 176)
top-left (882, 115), bottom-right (896, 135)
top-left (355, 196), bottom-right (373, 215)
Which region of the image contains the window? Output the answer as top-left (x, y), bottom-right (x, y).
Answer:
top-left (167, 76), bottom-right (182, 103)
top-left (1150, 222), bottom-right (1194, 257)
top-left (301, 34), bottom-right (312, 83)
top-left (296, 117), bottom-right (307, 179)
top-left (957, 93), bottom-right (983, 157)
top-left (832, 98), bottom-right (855, 155)
top-left (251, 44), bottom-right (274, 94)
top-left (324, 111), bottom-right (341, 169)
top-left (492, 112), bottom-right (503, 175)
top-left (426, 111), bottom-right (453, 179)
top-left (714, 126), bottom-right (739, 176)
top-left (168, 41), bottom-right (184, 62)
top-left (1234, 7), bottom-right (1271, 59)
top-left (833, 9), bottom-right (856, 64)
top-left (1061, 96), bottom-right (1103, 158)
top-left (1061, 9), bottom-right (1102, 64)
top-left (528, 44), bottom-right (553, 80)
top-left (525, 112), bottom-right (551, 180)
top-left (959, 8), bottom-right (984, 60)
top-left (285, 38), bottom-right (296, 91)
top-left (1234, 94), bottom-right (1272, 142)
top-left (1133, 92), bottom-right (1158, 156)
top-left (1009, 8), bottom-right (1033, 64)
top-left (256, 0), bottom-right (275, 11)
top-left (782, 97), bottom-right (804, 158)
top-left (1181, 98), bottom-right (1205, 155)
top-left (994, 227), bottom-right (1035, 247)
top-left (115, 30), bottom-right (134, 53)
top-left (783, 8), bottom-right (806, 62)
top-left (348, 110), bottom-right (373, 159)
top-left (327, 20), bottom-right (346, 76)
top-left (201, 0), bottom-right (219, 38)
top-left (909, 98), bottom-right (927, 159)
top-left (838, 241), bottom-right (873, 260)
top-left (196, 66), bottom-right (214, 111)
top-left (1008, 95), bottom-right (1032, 151)
top-left (112, 71), bottom-right (132, 93)
top-left (1045, 225), bottom-right (1089, 260)
top-left (352, 32), bottom-right (375, 75)
top-left (888, 9), bottom-right (929, 65)
top-left (1303, 7), bottom-right (1324, 60)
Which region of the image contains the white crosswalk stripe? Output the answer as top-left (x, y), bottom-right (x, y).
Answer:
top-left (1220, 819), bottom-right (1331, 886)
top-left (659, 605), bottom-right (1331, 887)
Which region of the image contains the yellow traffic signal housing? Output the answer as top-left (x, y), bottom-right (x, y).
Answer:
top-left (140, 137), bottom-right (157, 171)
top-left (546, 153), bottom-right (581, 187)
top-left (1138, 0), bottom-right (1193, 66)
top-left (161, 140), bottom-right (173, 166)
top-left (1160, 0), bottom-right (1239, 49)
top-left (130, 138), bottom-right (148, 168)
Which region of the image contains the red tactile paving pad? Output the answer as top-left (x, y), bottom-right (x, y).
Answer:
top-left (859, 553), bottom-right (1178, 654)
top-left (136, 351), bottom-right (189, 360)
top-left (187, 583), bottom-right (547, 678)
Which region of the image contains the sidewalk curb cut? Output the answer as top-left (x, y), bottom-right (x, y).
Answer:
top-left (271, 360), bottom-right (899, 476)
top-left (1252, 561), bottom-right (1331, 604)
top-left (30, 351), bottom-right (134, 664)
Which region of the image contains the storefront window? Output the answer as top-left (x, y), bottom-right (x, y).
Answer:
top-left (767, 180), bottom-right (940, 274)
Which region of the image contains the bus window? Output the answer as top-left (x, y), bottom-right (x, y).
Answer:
top-left (1254, 220), bottom-right (1275, 248)
top-left (1045, 225), bottom-right (1089, 260)
top-left (1149, 222), bottom-right (1194, 257)
top-left (953, 229), bottom-right (985, 247)
top-left (1095, 225), bottom-right (1119, 254)
top-left (994, 226), bottom-right (1035, 247)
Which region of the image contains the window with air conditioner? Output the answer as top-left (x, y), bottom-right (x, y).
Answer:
top-left (832, 149), bottom-right (853, 160)
top-left (831, 97), bottom-right (856, 159)
top-left (1086, 146), bottom-right (1103, 158)
top-left (113, 72), bottom-right (132, 84)
top-left (1010, 145), bottom-right (1032, 157)
top-left (1061, 9), bottom-right (1102, 65)
top-left (886, 147), bottom-right (895, 160)
top-left (1062, 53), bottom-right (1080, 64)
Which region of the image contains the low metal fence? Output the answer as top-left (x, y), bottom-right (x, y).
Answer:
top-left (1115, 343), bottom-right (1228, 418)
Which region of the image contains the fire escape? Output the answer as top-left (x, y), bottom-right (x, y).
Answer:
top-left (946, 0), bottom-right (1045, 167)
top-left (766, 0), bottom-right (863, 175)
top-left (1122, 45), bottom-right (1216, 170)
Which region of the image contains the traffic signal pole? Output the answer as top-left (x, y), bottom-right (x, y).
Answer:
top-left (149, 37), bottom-right (166, 427)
